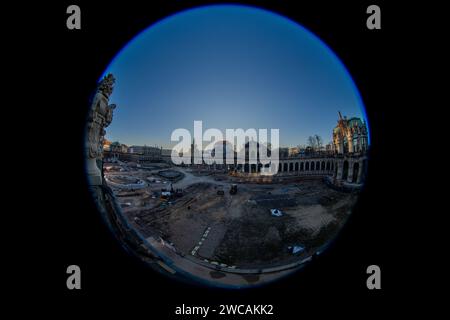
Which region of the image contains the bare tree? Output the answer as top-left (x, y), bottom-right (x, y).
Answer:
top-left (307, 136), bottom-right (317, 150)
top-left (314, 134), bottom-right (323, 153)
top-left (307, 135), bottom-right (323, 153)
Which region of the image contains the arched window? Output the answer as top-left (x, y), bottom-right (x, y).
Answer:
top-left (352, 162), bottom-right (359, 183)
top-left (342, 161), bottom-right (349, 180)
top-left (295, 162), bottom-right (299, 171)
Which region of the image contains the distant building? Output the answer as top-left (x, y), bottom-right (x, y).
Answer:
top-left (288, 147), bottom-right (300, 157)
top-left (124, 145), bottom-right (162, 163)
top-left (103, 139), bottom-right (112, 152)
top-left (110, 141), bottom-right (128, 154)
top-left (161, 149), bottom-right (173, 164)
top-left (278, 147), bottom-right (289, 158)
top-left (128, 145), bottom-right (160, 155)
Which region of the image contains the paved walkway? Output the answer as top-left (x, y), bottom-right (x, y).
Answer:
top-left (145, 236), bottom-right (303, 287)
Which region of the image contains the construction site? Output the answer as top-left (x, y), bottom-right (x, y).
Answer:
top-left (104, 160), bottom-right (358, 283)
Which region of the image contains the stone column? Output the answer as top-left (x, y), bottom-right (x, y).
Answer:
top-left (336, 160), bottom-right (343, 180)
top-left (357, 160), bottom-right (364, 184)
top-left (347, 132), bottom-right (353, 153)
top-left (338, 139), bottom-right (344, 154)
top-left (347, 160), bottom-right (354, 183)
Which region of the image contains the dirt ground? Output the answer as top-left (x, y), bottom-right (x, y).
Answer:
top-left (106, 164), bottom-right (358, 269)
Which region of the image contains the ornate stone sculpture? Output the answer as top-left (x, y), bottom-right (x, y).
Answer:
top-left (86, 74), bottom-right (117, 185)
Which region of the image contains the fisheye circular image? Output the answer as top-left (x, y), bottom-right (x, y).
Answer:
top-left (85, 4), bottom-right (370, 288)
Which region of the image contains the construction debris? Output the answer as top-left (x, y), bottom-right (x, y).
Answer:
top-left (270, 208), bottom-right (283, 217)
top-left (288, 245), bottom-right (305, 255)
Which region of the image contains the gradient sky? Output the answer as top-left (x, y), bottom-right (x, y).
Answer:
top-left (102, 4), bottom-right (368, 149)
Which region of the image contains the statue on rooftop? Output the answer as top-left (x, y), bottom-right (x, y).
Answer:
top-left (85, 73), bottom-right (117, 185)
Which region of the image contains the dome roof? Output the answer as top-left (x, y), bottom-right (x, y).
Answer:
top-left (348, 117), bottom-right (364, 127)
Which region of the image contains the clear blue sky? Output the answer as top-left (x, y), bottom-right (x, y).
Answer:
top-left (102, 4), bottom-right (368, 148)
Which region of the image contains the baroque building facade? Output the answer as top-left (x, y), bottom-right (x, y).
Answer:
top-left (228, 112), bottom-right (369, 188)
top-left (333, 111), bottom-right (368, 154)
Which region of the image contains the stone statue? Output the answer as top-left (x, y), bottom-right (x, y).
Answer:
top-left (86, 74), bottom-right (116, 185)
